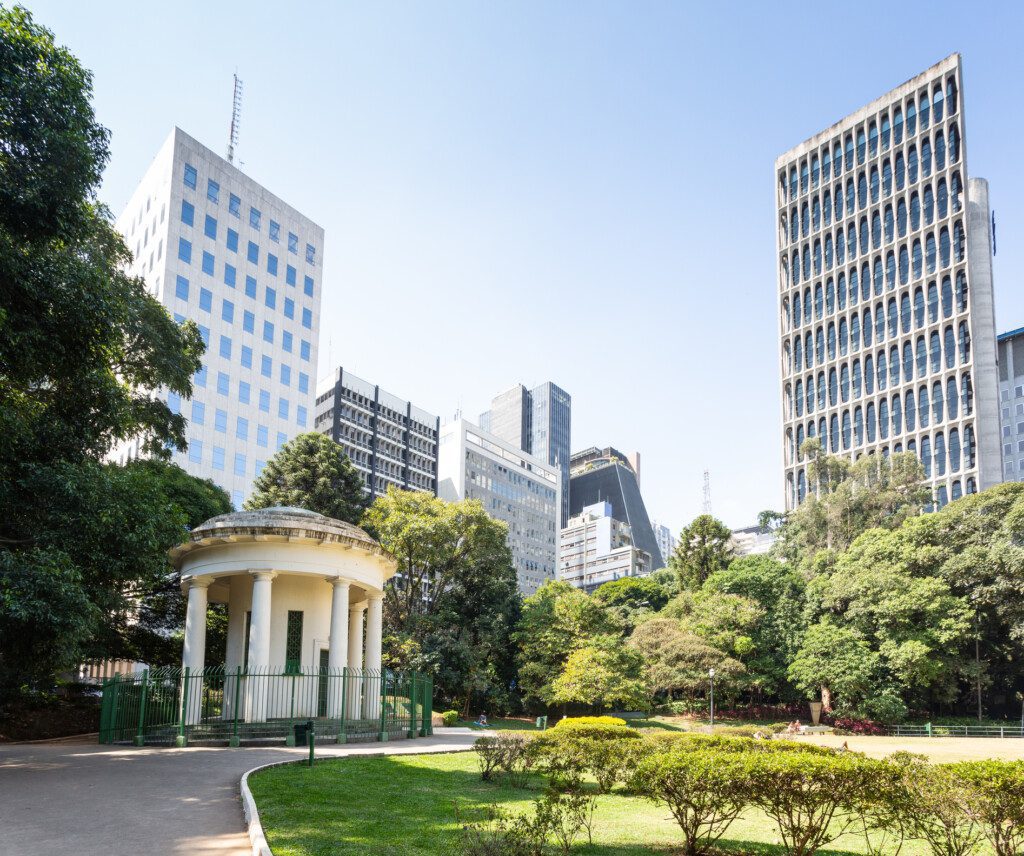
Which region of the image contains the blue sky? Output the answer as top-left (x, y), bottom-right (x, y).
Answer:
top-left (23, 0), bottom-right (1024, 534)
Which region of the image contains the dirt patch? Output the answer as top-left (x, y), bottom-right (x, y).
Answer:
top-left (0, 697), bottom-right (101, 743)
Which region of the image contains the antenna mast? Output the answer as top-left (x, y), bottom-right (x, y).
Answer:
top-left (702, 469), bottom-right (712, 515)
top-left (227, 74), bottom-right (243, 163)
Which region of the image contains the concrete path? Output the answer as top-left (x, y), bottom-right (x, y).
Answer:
top-left (0, 730), bottom-right (477, 856)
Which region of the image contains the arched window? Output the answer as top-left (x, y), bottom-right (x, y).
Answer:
top-left (958, 321), bottom-right (970, 364)
top-left (895, 152), bottom-right (905, 191)
top-left (910, 191), bottom-right (921, 230)
top-left (801, 202), bottom-right (809, 237)
top-left (941, 277), bottom-right (953, 319)
top-left (881, 114), bottom-right (891, 149)
top-left (853, 359), bottom-right (863, 397)
top-left (814, 283), bottom-right (823, 319)
top-left (873, 256), bottom-right (883, 295)
top-left (851, 313), bottom-right (861, 350)
top-left (966, 476), bottom-right (976, 495)
top-left (833, 141), bottom-right (842, 178)
top-left (916, 335), bottom-right (927, 377)
top-left (822, 148), bottom-right (832, 183)
top-left (863, 307), bottom-right (873, 347)
top-left (871, 211), bottom-right (881, 248)
top-left (894, 106), bottom-right (904, 144)
top-left (836, 227), bottom-right (845, 265)
top-left (814, 239), bottom-right (822, 275)
top-left (953, 221), bottom-right (964, 262)
top-left (952, 479), bottom-right (962, 500)
top-left (927, 232), bottom-right (938, 273)
top-left (939, 227), bottom-right (950, 269)
top-left (961, 373), bottom-right (973, 415)
top-left (790, 206), bottom-right (799, 241)
top-left (846, 178), bottom-right (855, 214)
top-left (949, 124), bottom-right (960, 163)
top-left (813, 197), bottom-right (821, 231)
top-left (933, 85), bottom-right (945, 123)
top-left (907, 99), bottom-right (917, 135)
top-left (859, 262), bottom-right (870, 302)
top-left (912, 239), bottom-right (922, 279)
top-left (955, 271), bottom-right (968, 312)
top-left (897, 199), bottom-right (907, 237)
top-left (928, 282), bottom-right (938, 322)
top-left (868, 122), bottom-right (878, 157)
top-left (858, 172), bottom-right (868, 209)
top-left (794, 335), bottom-right (803, 371)
top-left (900, 293), bottom-right (911, 332)
top-left (826, 278), bottom-right (835, 314)
top-left (811, 154), bottom-right (820, 189)
top-left (857, 128), bottom-right (866, 164)
top-left (870, 165), bottom-right (880, 203)
top-left (949, 427), bottom-right (961, 472)
top-left (891, 393), bottom-right (902, 435)
top-left (840, 363), bottom-right (850, 401)
top-left (829, 413), bottom-right (839, 452)
top-left (879, 398), bottom-right (890, 440)
top-left (815, 326), bottom-right (825, 362)
top-left (944, 325), bottom-right (955, 368)
top-left (842, 410), bottom-right (852, 449)
top-left (865, 353), bottom-right (875, 394)
top-left (946, 376), bottom-right (958, 420)
top-left (921, 433), bottom-right (932, 477)
top-left (817, 371), bottom-right (826, 410)
top-left (884, 205), bottom-right (894, 243)
top-left (902, 341), bottom-right (913, 380)
top-left (803, 243), bottom-right (811, 280)
top-left (825, 234), bottom-right (834, 269)
top-left (905, 388), bottom-right (916, 431)
top-left (805, 330), bottom-right (813, 367)
top-left (806, 375), bottom-right (814, 413)
top-left (823, 189), bottom-right (832, 226)
top-left (965, 428), bottom-right (976, 469)
top-left (951, 172), bottom-right (962, 212)
top-left (937, 178), bottom-right (948, 219)
top-left (935, 130), bottom-right (946, 170)
top-left (860, 216), bottom-right (870, 256)
top-left (804, 288), bottom-right (812, 321)
top-left (908, 145), bottom-right (919, 184)
top-left (828, 367), bottom-right (838, 405)
top-left (838, 272), bottom-right (847, 310)
top-left (919, 91), bottom-right (930, 129)
top-left (797, 469), bottom-right (807, 504)
top-left (946, 77), bottom-right (958, 114)
top-left (921, 137), bottom-right (932, 177)
top-left (795, 379), bottom-right (803, 416)
top-left (866, 402), bottom-right (877, 442)
top-left (876, 347), bottom-right (887, 391)
top-left (845, 135), bottom-right (855, 172)
top-left (919, 386), bottom-right (930, 429)
top-left (847, 221), bottom-right (857, 260)
top-left (898, 246), bottom-right (909, 285)
top-left (789, 166), bottom-right (798, 199)
top-left (800, 160), bottom-right (809, 193)
top-left (886, 252), bottom-right (896, 290)
top-left (932, 380), bottom-right (944, 423)
top-left (827, 322), bottom-right (836, 359)
top-left (835, 181), bottom-right (845, 219)
top-left (854, 405), bottom-right (864, 445)
top-left (882, 159), bottom-right (892, 197)
top-left (889, 345), bottom-right (900, 386)
top-left (924, 184), bottom-right (934, 224)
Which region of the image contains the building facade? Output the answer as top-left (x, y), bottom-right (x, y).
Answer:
top-left (996, 328), bottom-right (1024, 482)
top-left (730, 524), bottom-right (779, 557)
top-left (114, 128), bottom-right (323, 507)
top-left (314, 367), bottom-right (439, 498)
top-left (479, 381), bottom-right (571, 526)
top-left (568, 447), bottom-right (664, 569)
top-left (651, 520), bottom-right (677, 565)
top-left (438, 419), bottom-right (561, 594)
top-left (777, 55), bottom-right (1000, 511)
top-left (559, 502), bottom-right (652, 593)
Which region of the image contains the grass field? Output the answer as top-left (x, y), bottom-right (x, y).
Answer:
top-left (248, 745), bottom-right (1022, 855)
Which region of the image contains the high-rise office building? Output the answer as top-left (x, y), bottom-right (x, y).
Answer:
top-left (479, 381), bottom-right (571, 526)
top-left (438, 418), bottom-right (561, 594)
top-left (313, 367), bottom-right (439, 498)
top-left (113, 128), bottom-right (323, 507)
top-left (777, 55), bottom-right (1000, 511)
top-left (995, 328), bottom-right (1024, 482)
top-left (651, 521), bottom-right (677, 565)
top-left (559, 501), bottom-right (652, 593)
top-left (568, 447), bottom-right (664, 569)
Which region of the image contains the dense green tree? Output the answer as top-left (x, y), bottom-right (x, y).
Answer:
top-left (362, 488), bottom-right (520, 713)
top-left (514, 580), bottom-right (622, 708)
top-left (245, 432), bottom-right (366, 523)
top-left (550, 637), bottom-right (648, 711)
top-left (592, 576), bottom-right (668, 630)
top-left (629, 618), bottom-right (744, 700)
top-left (669, 515), bottom-right (733, 590)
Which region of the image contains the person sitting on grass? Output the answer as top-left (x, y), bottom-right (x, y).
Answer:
top-left (472, 712), bottom-right (489, 728)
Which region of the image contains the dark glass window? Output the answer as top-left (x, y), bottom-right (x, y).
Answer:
top-left (937, 178), bottom-right (948, 219)
top-left (919, 91), bottom-right (930, 129)
top-left (895, 153), bottom-right (905, 191)
top-left (868, 122), bottom-right (878, 157)
top-left (811, 155), bottom-right (820, 188)
top-left (870, 166), bottom-right (879, 203)
top-left (927, 232), bottom-right (937, 273)
top-left (935, 130), bottom-right (946, 170)
top-left (907, 100), bottom-right (917, 135)
top-left (921, 138), bottom-right (932, 177)
top-left (939, 227), bottom-right (950, 269)
top-left (910, 192), bottom-right (921, 230)
top-left (884, 205), bottom-right (894, 243)
top-left (946, 78), bottom-right (958, 114)
top-left (886, 251), bottom-right (896, 290)
top-left (871, 211), bottom-right (881, 248)
top-left (858, 173), bottom-right (868, 209)
top-left (285, 610), bottom-right (304, 673)
top-left (928, 282), bottom-right (939, 323)
top-left (897, 199), bottom-right (907, 237)
top-left (882, 160), bottom-right (892, 196)
top-left (892, 393), bottom-right (903, 434)
top-left (899, 246), bottom-right (909, 285)
top-left (949, 124), bottom-right (960, 163)
top-left (881, 115), bottom-right (891, 149)
top-left (839, 317), bottom-right (848, 354)
top-left (845, 135), bottom-right (855, 172)
top-left (908, 146), bottom-right (919, 184)
top-left (944, 324), bottom-right (955, 367)
top-left (893, 107), bottom-right (904, 144)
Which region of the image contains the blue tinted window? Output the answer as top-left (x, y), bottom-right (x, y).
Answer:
top-left (183, 163), bottom-right (197, 189)
top-left (288, 232), bottom-right (298, 254)
top-left (298, 372), bottom-right (309, 394)
top-left (236, 417), bottom-right (249, 440)
top-left (168, 391), bottom-right (181, 414)
top-left (269, 220), bottom-right (280, 242)
top-left (265, 287), bottom-right (276, 310)
top-left (212, 446), bottom-right (225, 471)
top-left (245, 276), bottom-right (257, 299)
top-left (241, 345), bottom-right (252, 368)
top-left (280, 364), bottom-right (291, 386)
top-left (247, 242), bottom-right (258, 264)
top-left (224, 264), bottom-right (236, 287)
top-left (284, 297), bottom-right (295, 320)
top-left (286, 265), bottom-right (296, 286)
top-left (297, 405), bottom-right (307, 428)
top-left (189, 439), bottom-right (203, 463)
top-left (204, 215), bottom-right (217, 239)
top-left (207, 179), bottom-right (219, 203)
top-left (175, 275), bottom-right (189, 300)
top-left (300, 340), bottom-right (310, 361)
top-left (178, 238), bottom-right (192, 263)
top-left (303, 276), bottom-right (314, 297)
top-left (282, 330), bottom-right (293, 352)
top-left (191, 401), bottom-right (206, 425)
top-left (215, 409), bottom-right (227, 433)
top-left (219, 335), bottom-right (232, 359)
top-left (278, 398), bottom-right (289, 419)
top-left (243, 310), bottom-right (255, 333)
top-left (233, 453), bottom-right (246, 477)
top-left (174, 313), bottom-right (185, 323)
top-left (194, 364), bottom-right (207, 387)
top-left (202, 251), bottom-right (214, 275)
top-left (261, 355), bottom-right (272, 377)
top-left (257, 424), bottom-right (268, 447)
top-left (301, 308), bottom-right (312, 329)
top-left (199, 288), bottom-right (212, 312)
top-left (263, 320), bottom-right (274, 343)
top-left (217, 372), bottom-right (230, 395)
top-left (255, 460), bottom-right (266, 476)
top-left (305, 244), bottom-right (316, 265)
top-left (197, 325), bottom-right (209, 347)
top-left (226, 229), bottom-right (238, 252)
top-left (229, 194), bottom-right (241, 217)
top-left (276, 432), bottom-right (287, 451)
top-left (267, 254), bottom-right (278, 276)
top-left (249, 207), bottom-right (261, 230)
top-left (181, 200), bottom-right (195, 226)
top-left (259, 390), bottom-right (270, 412)
top-left (238, 381), bottom-right (251, 404)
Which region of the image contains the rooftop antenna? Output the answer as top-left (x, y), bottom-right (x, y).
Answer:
top-left (227, 73), bottom-right (243, 164)
top-left (702, 469), bottom-right (713, 516)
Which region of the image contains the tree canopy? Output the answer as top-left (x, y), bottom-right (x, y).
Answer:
top-left (669, 514), bottom-right (733, 590)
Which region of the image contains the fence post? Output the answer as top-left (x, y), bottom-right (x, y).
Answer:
top-left (423, 678), bottom-right (433, 736)
top-left (134, 670), bottom-right (150, 747)
top-left (378, 671), bottom-right (388, 742)
top-left (229, 666), bottom-right (242, 747)
top-left (926, 721), bottom-right (932, 737)
top-left (175, 667), bottom-right (191, 748)
top-left (286, 672), bottom-right (298, 746)
top-left (338, 667), bottom-right (348, 744)
top-left (407, 673), bottom-right (417, 739)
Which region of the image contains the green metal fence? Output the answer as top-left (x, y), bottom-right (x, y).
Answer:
top-left (98, 666), bottom-right (433, 747)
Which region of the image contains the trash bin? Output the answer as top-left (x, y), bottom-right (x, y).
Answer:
top-left (294, 719), bottom-right (314, 745)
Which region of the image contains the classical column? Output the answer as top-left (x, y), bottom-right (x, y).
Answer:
top-left (327, 579), bottom-right (350, 719)
top-left (347, 603), bottom-right (365, 719)
top-left (182, 578), bottom-right (211, 672)
top-left (246, 571), bottom-right (275, 722)
top-left (364, 594), bottom-right (384, 721)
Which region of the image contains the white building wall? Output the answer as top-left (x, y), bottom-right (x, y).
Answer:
top-left (114, 128), bottom-right (324, 507)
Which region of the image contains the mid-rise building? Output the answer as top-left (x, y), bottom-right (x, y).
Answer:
top-left (314, 367), bottom-right (439, 498)
top-left (777, 55), bottom-right (1000, 511)
top-left (438, 418), bottom-right (561, 594)
top-left (996, 327), bottom-right (1024, 482)
top-left (568, 447), bottom-right (664, 569)
top-left (651, 521), bottom-right (677, 565)
top-left (479, 381), bottom-right (571, 526)
top-left (730, 524), bottom-right (779, 557)
top-left (113, 128), bottom-right (323, 507)
top-left (559, 501), bottom-right (652, 593)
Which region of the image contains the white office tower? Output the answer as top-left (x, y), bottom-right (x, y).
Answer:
top-left (777, 55), bottom-right (999, 511)
top-left (560, 502), bottom-right (652, 594)
top-left (437, 419), bottom-right (561, 595)
top-left (114, 128), bottom-right (324, 507)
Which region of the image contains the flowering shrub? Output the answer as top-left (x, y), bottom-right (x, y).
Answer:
top-left (829, 716), bottom-right (886, 735)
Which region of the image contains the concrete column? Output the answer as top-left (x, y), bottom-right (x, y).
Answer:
top-left (347, 603), bottom-right (365, 719)
top-left (327, 579), bottom-right (350, 719)
top-left (182, 578), bottom-right (211, 672)
top-left (246, 572), bottom-right (275, 722)
top-left (364, 594), bottom-right (383, 721)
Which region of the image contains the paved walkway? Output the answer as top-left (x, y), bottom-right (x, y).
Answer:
top-left (0, 730), bottom-right (477, 856)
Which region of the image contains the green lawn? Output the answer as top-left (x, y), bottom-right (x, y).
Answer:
top-left (248, 751), bottom-right (961, 855)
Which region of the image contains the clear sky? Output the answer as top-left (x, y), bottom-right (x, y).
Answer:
top-left (22, 0), bottom-right (1024, 535)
